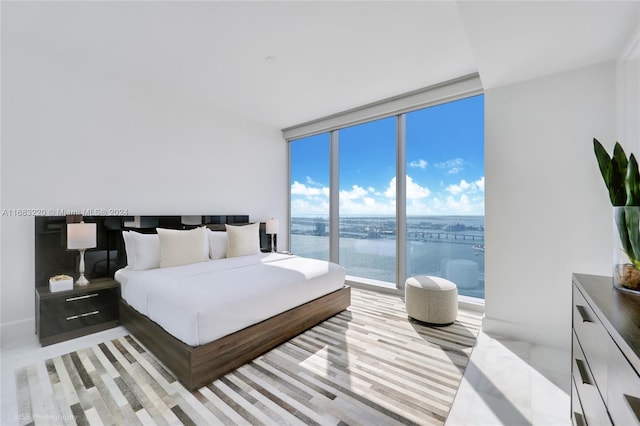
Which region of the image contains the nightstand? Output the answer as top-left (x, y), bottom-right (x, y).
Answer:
top-left (35, 277), bottom-right (120, 346)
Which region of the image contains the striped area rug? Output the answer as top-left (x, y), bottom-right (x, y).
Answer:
top-left (15, 288), bottom-right (482, 425)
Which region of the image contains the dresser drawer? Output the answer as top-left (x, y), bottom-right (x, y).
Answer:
top-left (572, 379), bottom-right (586, 426)
top-left (572, 332), bottom-right (612, 425)
top-left (573, 285), bottom-right (609, 393)
top-left (36, 279), bottom-right (121, 346)
top-left (39, 304), bottom-right (118, 338)
top-left (40, 288), bottom-right (118, 318)
top-left (607, 336), bottom-right (640, 425)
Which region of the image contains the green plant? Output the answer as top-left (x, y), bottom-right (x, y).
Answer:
top-left (594, 138), bottom-right (640, 269)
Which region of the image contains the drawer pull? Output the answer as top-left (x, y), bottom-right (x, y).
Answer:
top-left (576, 305), bottom-right (593, 323)
top-left (624, 394), bottom-right (640, 422)
top-left (573, 412), bottom-right (586, 426)
top-left (575, 359), bottom-right (592, 385)
top-left (66, 311), bottom-right (99, 321)
top-left (66, 293), bottom-right (99, 302)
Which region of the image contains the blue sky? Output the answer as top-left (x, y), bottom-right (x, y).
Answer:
top-left (291, 95), bottom-right (484, 216)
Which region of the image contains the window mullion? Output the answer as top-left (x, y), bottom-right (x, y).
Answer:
top-left (329, 130), bottom-right (340, 264)
top-left (396, 114), bottom-right (407, 290)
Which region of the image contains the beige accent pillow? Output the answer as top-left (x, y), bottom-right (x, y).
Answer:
top-left (225, 223), bottom-right (261, 258)
top-left (157, 227), bottom-right (208, 268)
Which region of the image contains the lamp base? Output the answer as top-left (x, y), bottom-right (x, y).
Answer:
top-left (75, 274), bottom-right (90, 286)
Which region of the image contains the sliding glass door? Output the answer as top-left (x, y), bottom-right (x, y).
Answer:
top-left (406, 95), bottom-right (485, 298)
top-left (289, 133), bottom-right (330, 260)
top-left (338, 117), bottom-right (396, 283)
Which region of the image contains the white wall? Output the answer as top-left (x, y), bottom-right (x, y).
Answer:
top-left (1, 36), bottom-right (287, 349)
top-left (483, 61), bottom-right (618, 350)
top-left (617, 32), bottom-right (639, 146)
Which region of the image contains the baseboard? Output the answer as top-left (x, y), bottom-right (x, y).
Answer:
top-left (346, 278), bottom-right (485, 315)
top-left (482, 315), bottom-right (569, 351)
top-left (458, 295), bottom-right (485, 313)
top-left (1, 317), bottom-right (37, 351)
top-left (346, 277), bottom-right (400, 296)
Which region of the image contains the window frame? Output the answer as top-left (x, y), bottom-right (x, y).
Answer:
top-left (286, 73), bottom-right (483, 292)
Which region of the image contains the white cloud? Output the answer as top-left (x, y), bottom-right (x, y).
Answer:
top-left (405, 175), bottom-right (484, 215)
top-left (435, 158), bottom-right (465, 174)
top-left (291, 181), bottom-right (327, 197)
top-left (334, 185), bottom-right (397, 215)
top-left (406, 194), bottom-right (484, 216)
top-left (292, 176), bottom-right (483, 216)
top-left (290, 198), bottom-right (329, 215)
top-left (340, 185), bottom-right (369, 200)
top-left (407, 176), bottom-right (431, 199)
top-left (409, 159), bottom-right (427, 169)
top-left (447, 180), bottom-right (470, 195)
top-left (291, 179), bottom-right (329, 216)
top-left (385, 176), bottom-right (431, 199)
top-left (407, 198), bottom-right (437, 216)
top-left (339, 197), bottom-right (395, 215)
top-left (384, 180), bottom-right (395, 198)
top-left (446, 194), bottom-right (472, 212)
top-left (443, 193), bottom-right (484, 215)
top-left (305, 176), bottom-right (322, 186)
top-left (446, 177), bottom-right (485, 195)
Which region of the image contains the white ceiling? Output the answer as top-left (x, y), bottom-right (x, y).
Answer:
top-left (458, 1), bottom-right (640, 90)
top-left (2, 1), bottom-right (638, 129)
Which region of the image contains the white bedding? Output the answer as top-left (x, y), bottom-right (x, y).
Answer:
top-left (115, 253), bottom-right (346, 346)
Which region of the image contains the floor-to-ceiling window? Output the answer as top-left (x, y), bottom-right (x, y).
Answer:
top-left (289, 133), bottom-right (330, 260)
top-left (406, 95), bottom-right (484, 298)
top-left (339, 117), bottom-right (397, 283)
top-left (287, 75), bottom-right (484, 299)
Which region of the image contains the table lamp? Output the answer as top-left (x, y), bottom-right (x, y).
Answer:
top-left (67, 221), bottom-right (96, 285)
top-left (266, 218), bottom-right (279, 253)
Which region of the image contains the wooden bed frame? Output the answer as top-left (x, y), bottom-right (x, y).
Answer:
top-left (34, 214), bottom-right (351, 390)
top-left (119, 285), bottom-right (351, 390)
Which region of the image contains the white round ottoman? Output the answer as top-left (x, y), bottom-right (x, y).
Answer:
top-left (405, 275), bottom-right (458, 325)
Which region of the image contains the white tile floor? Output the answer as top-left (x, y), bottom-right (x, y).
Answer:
top-left (1, 326), bottom-right (570, 426)
top-left (447, 331), bottom-right (571, 426)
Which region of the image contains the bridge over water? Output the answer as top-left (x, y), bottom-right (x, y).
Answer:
top-left (292, 218), bottom-right (484, 245)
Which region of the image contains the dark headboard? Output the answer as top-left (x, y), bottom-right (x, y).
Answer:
top-left (34, 215), bottom-right (271, 287)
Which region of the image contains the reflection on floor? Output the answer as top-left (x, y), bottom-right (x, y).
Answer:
top-left (447, 331), bottom-right (571, 426)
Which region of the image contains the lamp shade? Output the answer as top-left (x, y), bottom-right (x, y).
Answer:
top-left (67, 222), bottom-right (97, 249)
top-left (266, 218), bottom-right (279, 234)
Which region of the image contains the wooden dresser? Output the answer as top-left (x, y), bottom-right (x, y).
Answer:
top-left (572, 273), bottom-right (640, 425)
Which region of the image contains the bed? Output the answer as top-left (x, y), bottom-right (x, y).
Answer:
top-left (115, 221), bottom-right (349, 390)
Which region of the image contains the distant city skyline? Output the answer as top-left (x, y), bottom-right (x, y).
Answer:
top-left (291, 95), bottom-right (484, 216)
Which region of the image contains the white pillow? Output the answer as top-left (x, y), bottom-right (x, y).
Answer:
top-left (157, 227), bottom-right (208, 268)
top-left (207, 229), bottom-right (228, 260)
top-left (122, 231), bottom-right (136, 268)
top-left (131, 232), bottom-right (161, 270)
top-left (226, 223), bottom-right (261, 258)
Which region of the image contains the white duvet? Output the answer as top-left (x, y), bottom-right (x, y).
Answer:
top-left (115, 253), bottom-right (345, 346)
